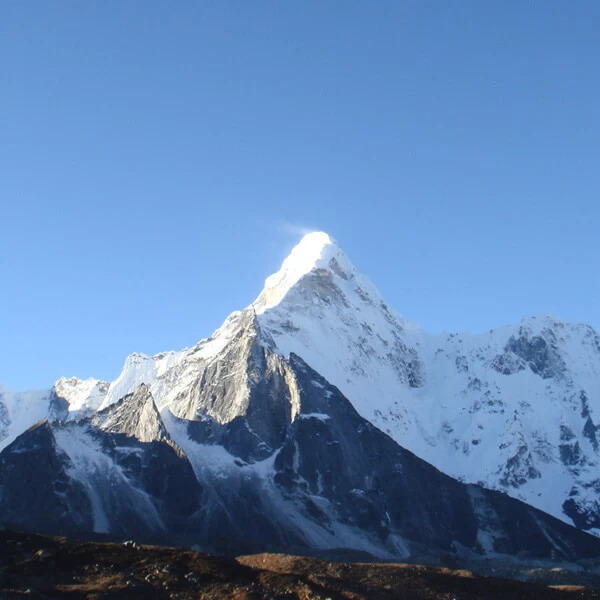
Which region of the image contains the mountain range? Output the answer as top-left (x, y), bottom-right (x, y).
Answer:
top-left (2, 232), bottom-right (600, 570)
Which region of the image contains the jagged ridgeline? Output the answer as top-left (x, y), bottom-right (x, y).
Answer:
top-left (1, 232), bottom-right (600, 567)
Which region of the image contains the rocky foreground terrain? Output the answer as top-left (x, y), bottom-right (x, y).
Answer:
top-left (0, 529), bottom-right (599, 600)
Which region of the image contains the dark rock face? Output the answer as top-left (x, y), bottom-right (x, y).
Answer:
top-left (95, 430), bottom-right (202, 532)
top-left (499, 445), bottom-right (541, 488)
top-left (508, 335), bottom-right (553, 377)
top-left (1, 327), bottom-right (600, 565)
top-left (491, 327), bottom-right (566, 380)
top-left (0, 417), bottom-right (203, 543)
top-left (0, 421), bottom-right (92, 536)
top-left (581, 390), bottom-right (600, 452)
top-left (563, 480), bottom-right (600, 531)
top-left (272, 356), bottom-right (600, 562)
top-left (564, 497), bottom-right (600, 531)
top-left (560, 441), bottom-right (585, 466)
top-left (491, 352), bottom-right (526, 376)
top-left (272, 356), bottom-right (478, 553)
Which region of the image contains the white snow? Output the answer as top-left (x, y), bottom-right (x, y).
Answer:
top-left (53, 377), bottom-right (109, 418)
top-left (254, 232), bottom-right (339, 312)
top-left (297, 413), bottom-right (330, 421)
top-left (161, 408), bottom-right (239, 480)
top-left (100, 351), bottom-right (180, 410)
top-left (0, 386), bottom-right (51, 452)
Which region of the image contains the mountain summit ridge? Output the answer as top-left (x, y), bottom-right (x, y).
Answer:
top-left (1, 232), bottom-right (600, 541)
top-left (254, 231), bottom-right (364, 313)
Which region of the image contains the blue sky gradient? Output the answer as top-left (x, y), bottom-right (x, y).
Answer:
top-left (2, 1), bottom-right (599, 390)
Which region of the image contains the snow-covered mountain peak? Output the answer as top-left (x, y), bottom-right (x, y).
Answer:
top-left (252, 235), bottom-right (426, 433)
top-left (53, 377), bottom-right (110, 417)
top-left (5, 233), bottom-right (600, 542)
top-left (254, 231), bottom-right (359, 313)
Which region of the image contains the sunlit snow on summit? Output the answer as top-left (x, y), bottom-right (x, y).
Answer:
top-left (253, 231), bottom-right (354, 313)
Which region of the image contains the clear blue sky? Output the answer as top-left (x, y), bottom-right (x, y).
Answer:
top-left (2, 2), bottom-right (599, 391)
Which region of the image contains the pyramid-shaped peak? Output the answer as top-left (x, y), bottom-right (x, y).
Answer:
top-left (92, 384), bottom-right (169, 443)
top-left (254, 232), bottom-right (358, 312)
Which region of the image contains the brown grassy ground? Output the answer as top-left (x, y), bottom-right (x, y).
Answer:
top-left (0, 529), bottom-right (598, 599)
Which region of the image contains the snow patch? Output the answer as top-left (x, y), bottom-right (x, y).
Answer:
top-left (297, 413), bottom-right (330, 422)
